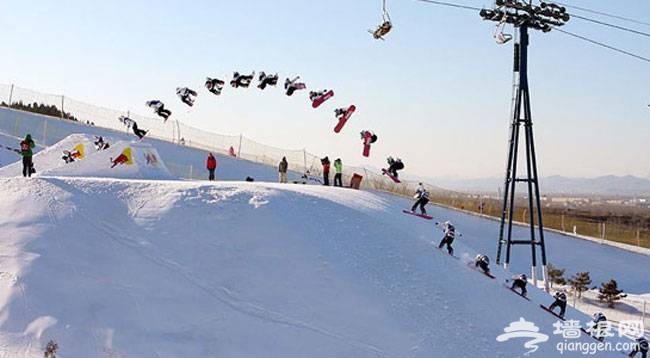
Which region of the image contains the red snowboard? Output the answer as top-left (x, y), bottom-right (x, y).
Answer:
top-left (381, 169), bottom-right (401, 183)
top-left (402, 210), bottom-right (433, 220)
top-left (311, 90), bottom-right (334, 108)
top-left (334, 105), bottom-right (355, 133)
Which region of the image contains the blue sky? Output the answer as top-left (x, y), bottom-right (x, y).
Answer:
top-left (1, 0), bottom-right (648, 179)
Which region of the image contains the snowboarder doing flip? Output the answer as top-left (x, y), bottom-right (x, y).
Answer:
top-left (231, 71), bottom-right (255, 88)
top-left (61, 149), bottom-right (81, 163)
top-left (258, 72), bottom-right (279, 90)
top-left (474, 254), bottom-right (490, 275)
top-left (437, 220), bottom-right (456, 256)
top-left (132, 121), bottom-right (147, 140)
top-left (510, 273), bottom-right (528, 297)
top-left (548, 291), bottom-right (568, 318)
top-left (94, 136), bottom-right (109, 150)
top-left (411, 183), bottom-right (429, 215)
top-left (176, 87), bottom-right (197, 107)
top-left (205, 77), bottom-right (225, 95)
top-left (284, 76), bottom-right (306, 96)
top-left (629, 336), bottom-right (649, 358)
top-left (386, 156), bottom-right (404, 178)
top-left (146, 100), bottom-right (172, 121)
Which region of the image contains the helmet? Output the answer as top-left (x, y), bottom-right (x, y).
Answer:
top-left (520, 273), bottom-right (527, 280)
top-left (444, 221), bottom-right (451, 226)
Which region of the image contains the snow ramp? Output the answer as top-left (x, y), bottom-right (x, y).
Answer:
top-left (0, 133), bottom-right (173, 180)
top-left (0, 178), bottom-right (629, 357)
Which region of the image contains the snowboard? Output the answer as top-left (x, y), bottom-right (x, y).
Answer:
top-left (539, 304), bottom-right (565, 320)
top-left (504, 283), bottom-right (530, 301)
top-left (402, 210), bottom-right (433, 220)
top-left (468, 263), bottom-right (496, 279)
top-left (334, 105), bottom-right (355, 133)
top-left (382, 168), bottom-right (401, 183)
top-left (311, 90), bottom-right (334, 108)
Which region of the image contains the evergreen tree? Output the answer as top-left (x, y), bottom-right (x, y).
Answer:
top-left (547, 263), bottom-right (566, 288)
top-left (568, 271), bottom-right (591, 298)
top-left (598, 279), bottom-right (626, 308)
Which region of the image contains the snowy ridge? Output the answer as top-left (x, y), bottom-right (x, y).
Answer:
top-left (0, 176), bottom-right (631, 357)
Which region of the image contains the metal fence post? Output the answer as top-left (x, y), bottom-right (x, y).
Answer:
top-left (189, 164), bottom-right (193, 179)
top-left (8, 84), bottom-right (14, 104)
top-left (303, 149), bottom-right (307, 173)
top-left (42, 119), bottom-right (48, 145)
top-left (61, 95), bottom-right (65, 119)
top-left (237, 134), bottom-right (243, 160)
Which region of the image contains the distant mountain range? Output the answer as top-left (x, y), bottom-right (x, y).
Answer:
top-left (409, 175), bottom-right (650, 197)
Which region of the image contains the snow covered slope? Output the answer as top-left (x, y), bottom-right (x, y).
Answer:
top-left (0, 177), bottom-right (631, 357)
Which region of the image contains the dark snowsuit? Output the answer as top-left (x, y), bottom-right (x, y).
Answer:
top-left (132, 122), bottom-right (147, 139)
top-left (411, 188), bottom-right (429, 214)
top-left (387, 159), bottom-right (404, 178)
top-left (438, 225), bottom-right (455, 255)
top-left (629, 337), bottom-right (648, 358)
top-left (20, 135), bottom-right (35, 177)
top-left (475, 257), bottom-right (489, 274)
top-left (511, 276), bottom-right (527, 296)
top-left (549, 292), bottom-right (567, 318)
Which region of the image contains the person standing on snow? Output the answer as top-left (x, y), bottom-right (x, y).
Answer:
top-left (411, 183), bottom-right (429, 215)
top-left (333, 158), bottom-right (343, 187)
top-left (206, 153), bottom-right (217, 181)
top-left (278, 157), bottom-right (288, 183)
top-left (321, 156), bottom-right (330, 186)
top-left (19, 134), bottom-right (35, 177)
top-left (437, 220), bottom-right (456, 255)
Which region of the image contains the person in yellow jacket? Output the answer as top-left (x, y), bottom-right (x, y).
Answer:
top-left (333, 158), bottom-right (343, 187)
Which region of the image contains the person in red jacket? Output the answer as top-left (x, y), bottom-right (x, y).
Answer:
top-left (321, 156), bottom-right (330, 186)
top-left (207, 153), bottom-right (217, 181)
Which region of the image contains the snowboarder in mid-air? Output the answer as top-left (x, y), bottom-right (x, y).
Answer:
top-left (510, 273), bottom-right (528, 297)
top-left (548, 291), bottom-right (568, 318)
top-left (146, 100), bottom-right (172, 121)
top-left (386, 156), bottom-right (404, 178)
top-left (176, 87), bottom-right (198, 106)
top-left (205, 77), bottom-right (225, 95)
top-left (94, 136), bottom-right (110, 150)
top-left (258, 72), bottom-right (279, 90)
top-left (284, 76), bottom-right (306, 96)
top-left (474, 254), bottom-right (490, 275)
top-left (437, 220), bottom-right (456, 255)
top-left (230, 71), bottom-right (255, 88)
top-left (411, 183), bottom-right (429, 215)
top-left (132, 121), bottom-right (147, 140)
top-left (119, 115), bottom-right (135, 128)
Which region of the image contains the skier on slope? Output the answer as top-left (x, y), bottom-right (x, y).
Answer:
top-left (386, 156), bottom-right (405, 178)
top-left (510, 273), bottom-right (528, 297)
top-left (205, 77), bottom-right (225, 95)
top-left (437, 220), bottom-right (456, 256)
top-left (589, 312), bottom-right (608, 342)
top-left (146, 100), bottom-right (172, 121)
top-left (548, 291), bottom-right (568, 318)
top-left (230, 71), bottom-right (255, 88)
top-left (411, 183), bottom-right (429, 215)
top-left (19, 134), bottom-right (35, 177)
top-left (474, 254), bottom-right (490, 275)
top-left (284, 76), bottom-right (306, 96)
top-left (333, 158), bottom-right (343, 187)
top-left (321, 156), bottom-right (330, 186)
top-left (176, 87), bottom-right (198, 106)
top-left (629, 336), bottom-right (649, 358)
top-left (257, 72), bottom-right (279, 90)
